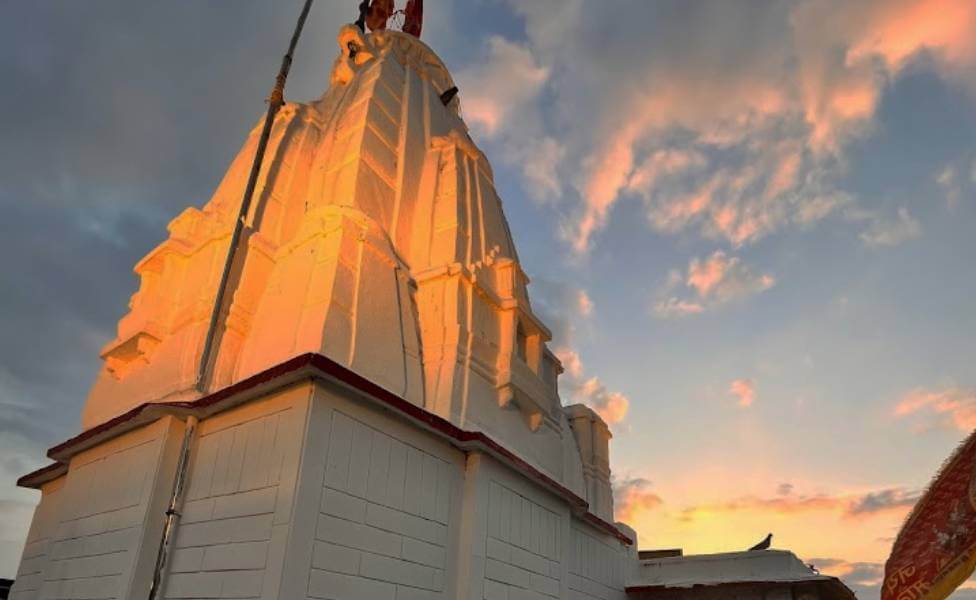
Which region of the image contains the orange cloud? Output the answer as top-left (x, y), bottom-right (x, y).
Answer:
top-left (654, 252), bottom-right (775, 318)
top-left (576, 377), bottom-right (630, 426)
top-left (614, 477), bottom-right (665, 523)
top-left (846, 0), bottom-right (976, 73)
top-left (679, 487), bottom-right (919, 523)
top-left (894, 386), bottom-right (976, 431)
top-left (575, 124), bottom-right (642, 252)
top-left (505, 0), bottom-right (976, 252)
top-left (729, 379), bottom-right (756, 408)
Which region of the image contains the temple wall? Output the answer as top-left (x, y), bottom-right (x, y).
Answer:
top-left (482, 480), bottom-right (563, 599)
top-left (164, 385), bottom-right (309, 600)
top-left (9, 477), bottom-right (64, 600)
top-left (10, 417), bottom-right (184, 600)
top-left (290, 382), bottom-right (465, 600)
top-left (566, 526), bottom-right (630, 600)
top-left (451, 450), bottom-right (631, 600)
top-left (14, 373), bottom-right (631, 600)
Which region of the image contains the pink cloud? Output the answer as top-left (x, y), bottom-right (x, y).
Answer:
top-left (555, 348), bottom-right (583, 380)
top-left (457, 36), bottom-right (548, 138)
top-left (576, 289), bottom-right (594, 317)
top-left (687, 252), bottom-right (731, 297)
top-left (654, 252), bottom-right (775, 318)
top-left (501, 0), bottom-right (976, 252)
top-left (574, 124), bottom-right (642, 252)
top-left (576, 376), bottom-right (630, 426)
top-left (531, 280), bottom-right (628, 427)
top-left (614, 477), bottom-right (665, 523)
top-left (894, 387), bottom-right (976, 431)
top-left (729, 379), bottom-right (756, 408)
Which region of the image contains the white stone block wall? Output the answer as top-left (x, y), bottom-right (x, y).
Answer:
top-left (567, 527), bottom-right (628, 600)
top-left (10, 417), bottom-right (181, 600)
top-left (483, 481), bottom-right (562, 600)
top-left (308, 408), bottom-right (460, 600)
top-left (9, 478), bottom-right (64, 599)
top-left (13, 378), bottom-right (635, 600)
top-left (460, 451), bottom-right (631, 600)
top-left (164, 389), bottom-right (307, 600)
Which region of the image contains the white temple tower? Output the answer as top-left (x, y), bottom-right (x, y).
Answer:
top-left (11, 22), bottom-right (630, 600)
top-left (10, 18), bottom-right (854, 600)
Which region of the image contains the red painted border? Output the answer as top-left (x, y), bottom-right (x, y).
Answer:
top-left (20, 352), bottom-right (633, 545)
top-left (16, 461), bottom-right (67, 488)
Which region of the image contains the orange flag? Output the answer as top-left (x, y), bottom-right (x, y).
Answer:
top-left (884, 430), bottom-right (976, 600)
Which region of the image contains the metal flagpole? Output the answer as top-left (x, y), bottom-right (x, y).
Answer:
top-left (147, 2), bottom-right (316, 599)
top-left (195, 0), bottom-right (317, 393)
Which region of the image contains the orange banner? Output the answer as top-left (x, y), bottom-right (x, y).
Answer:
top-left (884, 430), bottom-right (976, 600)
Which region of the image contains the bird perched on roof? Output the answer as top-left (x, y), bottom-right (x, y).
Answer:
top-left (748, 533), bottom-right (773, 551)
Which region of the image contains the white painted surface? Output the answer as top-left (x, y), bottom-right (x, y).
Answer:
top-left (636, 549), bottom-right (829, 587)
top-left (9, 478), bottom-right (64, 600)
top-left (567, 526), bottom-right (629, 600)
top-left (78, 24), bottom-right (590, 512)
top-left (164, 386), bottom-right (308, 600)
top-left (307, 400), bottom-right (461, 600)
top-left (10, 418), bottom-right (181, 600)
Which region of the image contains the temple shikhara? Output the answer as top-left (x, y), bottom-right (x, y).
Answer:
top-left (10, 7), bottom-right (856, 600)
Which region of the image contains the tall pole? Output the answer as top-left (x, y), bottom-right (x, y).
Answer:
top-left (151, 3), bottom-right (317, 598)
top-left (195, 0), bottom-right (316, 393)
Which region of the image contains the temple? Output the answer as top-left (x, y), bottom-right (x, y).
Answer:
top-left (10, 17), bottom-right (854, 600)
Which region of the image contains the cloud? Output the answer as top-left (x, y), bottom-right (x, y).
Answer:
top-left (613, 477), bottom-right (664, 523)
top-left (679, 486), bottom-right (919, 523)
top-left (935, 157), bottom-right (976, 209)
top-left (456, 35), bottom-right (564, 201)
top-left (654, 252), bottom-right (775, 318)
top-left (729, 379), bottom-right (757, 408)
top-left (936, 164), bottom-right (962, 208)
top-left (458, 36), bottom-right (549, 137)
top-left (570, 376), bottom-right (630, 426)
top-left (555, 347), bottom-right (630, 426)
top-left (484, 0), bottom-right (976, 253)
top-left (894, 386), bottom-right (976, 431)
top-left (530, 279), bottom-right (630, 426)
top-left (653, 298), bottom-right (706, 318)
top-left (777, 483), bottom-right (795, 496)
top-left (858, 206), bottom-right (921, 247)
top-left (808, 557), bottom-right (884, 585)
top-left (847, 488), bottom-right (922, 516)
top-left (575, 289), bottom-right (594, 317)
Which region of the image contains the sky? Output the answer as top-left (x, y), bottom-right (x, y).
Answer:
top-left (1, 1), bottom-right (976, 597)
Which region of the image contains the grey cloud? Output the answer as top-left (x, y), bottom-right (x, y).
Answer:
top-left (846, 488), bottom-right (920, 517)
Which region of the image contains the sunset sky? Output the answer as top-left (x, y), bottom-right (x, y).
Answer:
top-left (2, 2), bottom-right (976, 597)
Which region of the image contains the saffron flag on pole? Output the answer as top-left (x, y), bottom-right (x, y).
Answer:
top-left (883, 430), bottom-right (976, 600)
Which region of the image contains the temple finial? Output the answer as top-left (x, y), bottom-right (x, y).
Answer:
top-left (358, 0), bottom-right (423, 37)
